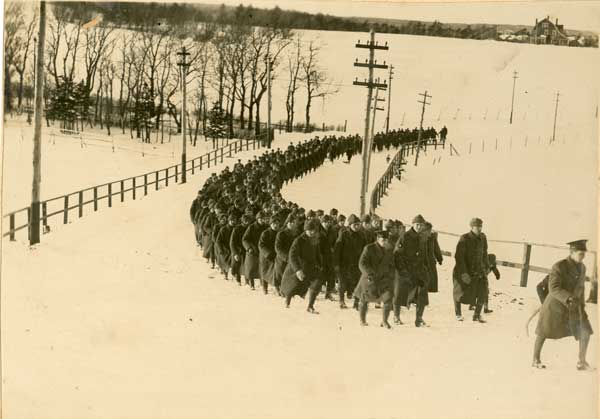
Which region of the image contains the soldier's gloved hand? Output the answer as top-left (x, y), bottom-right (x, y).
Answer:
top-left (296, 270), bottom-right (306, 281)
top-left (234, 255), bottom-right (240, 262)
top-left (461, 273), bottom-right (471, 284)
top-left (246, 248), bottom-right (253, 254)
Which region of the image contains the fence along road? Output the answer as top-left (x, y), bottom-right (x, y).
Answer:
top-left (3, 135), bottom-right (265, 243)
top-left (369, 138), bottom-right (598, 288)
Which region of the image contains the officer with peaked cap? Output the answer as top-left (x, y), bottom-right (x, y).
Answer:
top-left (453, 217), bottom-right (489, 323)
top-left (533, 239), bottom-right (594, 370)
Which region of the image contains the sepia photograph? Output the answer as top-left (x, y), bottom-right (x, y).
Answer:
top-left (1, 0), bottom-right (598, 418)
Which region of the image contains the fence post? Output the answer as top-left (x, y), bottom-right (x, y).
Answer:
top-left (27, 207), bottom-right (31, 241)
top-left (144, 174), bottom-right (148, 196)
top-left (469, 143), bottom-right (472, 154)
top-left (520, 243), bottom-right (532, 287)
top-left (229, 143), bottom-right (233, 157)
top-left (64, 196), bottom-right (69, 224)
top-left (155, 171), bottom-right (159, 191)
top-left (42, 202), bottom-right (48, 231)
top-left (200, 155), bottom-right (203, 170)
top-left (175, 165), bottom-right (179, 183)
top-left (166, 168), bottom-right (169, 187)
top-left (132, 178), bottom-right (136, 200)
top-left (208, 153), bottom-right (211, 168)
top-left (191, 159), bottom-right (195, 175)
top-left (108, 183), bottom-right (112, 207)
top-left (78, 191), bottom-right (83, 218)
top-left (121, 180), bottom-right (125, 202)
top-left (9, 213), bottom-right (15, 241)
top-left (93, 187), bottom-right (98, 211)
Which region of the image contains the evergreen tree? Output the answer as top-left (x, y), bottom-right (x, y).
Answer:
top-left (206, 101), bottom-right (229, 148)
top-left (47, 77), bottom-right (78, 130)
top-left (132, 82), bottom-right (154, 143)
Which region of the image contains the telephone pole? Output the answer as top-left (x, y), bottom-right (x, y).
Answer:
top-left (552, 91), bottom-right (560, 143)
top-left (385, 65), bottom-right (394, 134)
top-left (414, 90), bottom-right (432, 166)
top-left (366, 87), bottom-right (385, 188)
top-left (509, 70), bottom-right (518, 124)
top-left (353, 29), bottom-right (388, 216)
top-left (30, 0), bottom-right (46, 246)
top-left (177, 46), bottom-right (190, 184)
top-left (267, 54), bottom-right (272, 148)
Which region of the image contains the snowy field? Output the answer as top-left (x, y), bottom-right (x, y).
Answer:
top-left (1, 29), bottom-right (598, 419)
top-left (2, 145), bottom-right (597, 419)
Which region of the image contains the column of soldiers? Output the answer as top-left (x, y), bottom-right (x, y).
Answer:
top-left (189, 128), bottom-right (593, 370)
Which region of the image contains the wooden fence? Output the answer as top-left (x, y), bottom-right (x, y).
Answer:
top-left (369, 138), bottom-right (598, 287)
top-left (3, 136), bottom-right (264, 242)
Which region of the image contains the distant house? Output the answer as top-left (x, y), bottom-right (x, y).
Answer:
top-left (531, 16), bottom-right (569, 46)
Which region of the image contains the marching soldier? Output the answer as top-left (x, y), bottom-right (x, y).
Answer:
top-left (215, 213), bottom-right (236, 280)
top-left (258, 214), bottom-right (282, 294)
top-left (422, 221), bottom-right (443, 293)
top-left (274, 215), bottom-right (300, 295)
top-left (533, 240), bottom-right (593, 370)
top-left (281, 218), bottom-right (324, 314)
top-left (453, 218), bottom-right (489, 323)
top-left (230, 214), bottom-right (251, 285)
top-left (354, 230), bottom-right (395, 328)
top-left (319, 214), bottom-right (336, 300)
top-left (394, 214), bottom-right (430, 327)
top-left (242, 211), bottom-right (268, 290)
top-left (334, 214), bottom-right (366, 310)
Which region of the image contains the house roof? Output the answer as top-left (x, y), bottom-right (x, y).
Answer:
top-left (535, 17), bottom-right (569, 39)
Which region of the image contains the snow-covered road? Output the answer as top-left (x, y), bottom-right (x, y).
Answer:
top-left (2, 138), bottom-right (597, 419)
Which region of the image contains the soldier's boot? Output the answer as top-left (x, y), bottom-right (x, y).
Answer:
top-left (359, 301), bottom-right (368, 326)
top-left (484, 302), bottom-right (493, 314)
top-left (285, 294), bottom-right (292, 308)
top-left (249, 278), bottom-right (256, 290)
top-left (415, 304), bottom-right (426, 327)
top-left (235, 274), bottom-right (242, 285)
top-left (473, 302), bottom-right (486, 323)
top-left (353, 297), bottom-right (360, 311)
top-left (393, 304), bottom-right (403, 325)
top-left (262, 280), bottom-right (269, 295)
top-left (307, 289), bottom-right (319, 314)
top-left (381, 302), bottom-right (392, 329)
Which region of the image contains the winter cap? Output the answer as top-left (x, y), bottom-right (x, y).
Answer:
top-left (376, 230), bottom-right (390, 239)
top-left (337, 214), bottom-right (347, 222)
top-left (347, 214), bottom-right (360, 225)
top-left (412, 214), bottom-right (426, 224)
top-left (307, 210), bottom-right (316, 218)
top-left (321, 214), bottom-right (332, 223)
top-left (329, 208), bottom-right (339, 216)
top-left (469, 217), bottom-right (483, 227)
top-left (304, 218), bottom-right (321, 231)
top-left (567, 239), bottom-right (587, 251)
top-left (361, 214), bottom-right (372, 223)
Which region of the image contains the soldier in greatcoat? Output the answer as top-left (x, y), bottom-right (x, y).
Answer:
top-left (281, 218), bottom-right (323, 314)
top-left (452, 217), bottom-right (489, 323)
top-left (242, 211), bottom-right (268, 290)
top-left (394, 214), bottom-right (430, 327)
top-left (215, 213), bottom-right (236, 280)
top-left (333, 214), bottom-right (366, 310)
top-left (422, 221), bottom-right (443, 293)
top-left (274, 215), bottom-right (300, 296)
top-left (354, 230), bottom-right (395, 328)
top-left (319, 214), bottom-right (336, 300)
top-left (258, 214), bottom-right (282, 294)
top-left (230, 214), bottom-right (251, 285)
top-left (533, 240), bottom-right (594, 370)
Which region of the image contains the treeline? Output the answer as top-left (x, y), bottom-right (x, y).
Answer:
top-left (4, 1), bottom-right (340, 147)
top-left (62, 2), bottom-right (499, 40)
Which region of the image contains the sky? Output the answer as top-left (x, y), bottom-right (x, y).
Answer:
top-left (192, 0), bottom-right (600, 32)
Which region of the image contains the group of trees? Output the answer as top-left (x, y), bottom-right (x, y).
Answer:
top-left (3, 1), bottom-right (338, 147)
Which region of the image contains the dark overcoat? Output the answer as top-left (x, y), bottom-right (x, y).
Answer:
top-left (281, 233), bottom-right (323, 298)
top-left (201, 212), bottom-right (218, 259)
top-left (425, 231), bottom-right (443, 293)
top-left (242, 222), bottom-right (266, 280)
top-left (333, 228), bottom-right (366, 291)
top-left (394, 228), bottom-right (429, 307)
top-left (215, 224), bottom-right (233, 273)
top-left (353, 242), bottom-right (394, 303)
top-left (536, 258), bottom-right (593, 340)
top-left (229, 225), bottom-right (246, 276)
top-left (274, 228), bottom-right (296, 288)
top-left (452, 231), bottom-right (489, 305)
top-left (258, 227), bottom-right (278, 285)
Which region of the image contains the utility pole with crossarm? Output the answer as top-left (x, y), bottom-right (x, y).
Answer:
top-left (353, 29), bottom-right (388, 216)
top-left (177, 46), bottom-right (190, 184)
top-left (414, 90), bottom-right (432, 166)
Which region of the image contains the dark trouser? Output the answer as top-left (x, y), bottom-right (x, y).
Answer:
top-left (261, 279), bottom-right (269, 294)
top-left (455, 301), bottom-right (462, 316)
top-left (339, 271), bottom-right (359, 304)
top-left (323, 268), bottom-right (335, 295)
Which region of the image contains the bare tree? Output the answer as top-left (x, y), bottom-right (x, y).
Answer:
top-left (13, 5), bottom-right (37, 110)
top-left (301, 40), bottom-right (339, 132)
top-left (285, 34), bottom-right (303, 132)
top-left (83, 23), bottom-right (115, 125)
top-left (3, 2), bottom-right (25, 114)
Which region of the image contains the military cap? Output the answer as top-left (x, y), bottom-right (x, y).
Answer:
top-left (321, 214), bottom-right (332, 223)
top-left (347, 214), bottom-right (360, 225)
top-left (330, 208), bottom-right (339, 216)
top-left (316, 209), bottom-right (325, 217)
top-left (337, 214), bottom-right (347, 222)
top-left (304, 218), bottom-right (321, 231)
top-left (241, 214), bottom-right (253, 224)
top-left (412, 214), bottom-right (426, 224)
top-left (361, 214), bottom-right (372, 223)
top-left (469, 217), bottom-right (483, 227)
top-left (307, 210), bottom-right (316, 218)
top-left (567, 239), bottom-right (587, 251)
top-left (376, 230), bottom-right (390, 239)
top-left (384, 220), bottom-right (395, 230)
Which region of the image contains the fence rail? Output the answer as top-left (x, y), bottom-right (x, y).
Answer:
top-left (369, 138), bottom-right (598, 287)
top-left (3, 135), bottom-right (265, 242)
